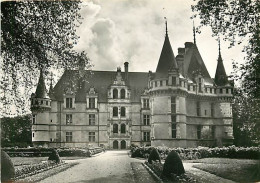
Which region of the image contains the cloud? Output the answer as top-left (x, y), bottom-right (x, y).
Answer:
top-left (74, 0), bottom-right (245, 76)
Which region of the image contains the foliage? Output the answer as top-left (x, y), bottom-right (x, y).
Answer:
top-left (192, 0), bottom-right (260, 148)
top-left (148, 148), bottom-right (161, 163)
top-left (48, 149), bottom-right (61, 164)
top-left (1, 1), bottom-right (89, 117)
top-left (131, 146), bottom-right (260, 160)
top-left (233, 88), bottom-right (260, 146)
top-left (1, 150), bottom-right (15, 182)
top-left (1, 114), bottom-right (32, 147)
top-left (161, 150), bottom-right (185, 178)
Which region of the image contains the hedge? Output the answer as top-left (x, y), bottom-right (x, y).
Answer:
top-left (3, 147), bottom-right (104, 157)
top-left (131, 146), bottom-right (260, 160)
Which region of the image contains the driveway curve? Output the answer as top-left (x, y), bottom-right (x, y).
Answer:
top-left (40, 150), bottom-right (148, 183)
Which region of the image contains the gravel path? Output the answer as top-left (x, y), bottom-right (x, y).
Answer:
top-left (40, 151), bottom-right (154, 183)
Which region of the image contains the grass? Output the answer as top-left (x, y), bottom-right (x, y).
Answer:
top-left (191, 158), bottom-right (260, 182)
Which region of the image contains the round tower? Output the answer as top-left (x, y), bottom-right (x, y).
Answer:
top-left (149, 20), bottom-right (187, 147)
top-left (31, 70), bottom-right (51, 147)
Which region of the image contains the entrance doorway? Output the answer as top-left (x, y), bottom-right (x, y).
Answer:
top-left (121, 140), bottom-right (126, 149)
top-left (113, 140), bottom-right (119, 149)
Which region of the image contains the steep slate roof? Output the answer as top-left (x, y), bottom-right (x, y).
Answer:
top-left (183, 43), bottom-right (214, 85)
top-left (155, 32), bottom-right (178, 79)
top-left (214, 53), bottom-right (229, 86)
top-left (53, 70), bottom-right (148, 102)
top-left (35, 70), bottom-right (49, 98)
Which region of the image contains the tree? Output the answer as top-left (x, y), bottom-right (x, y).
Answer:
top-left (1, 1), bottom-right (89, 117)
top-left (192, 0), bottom-right (260, 98)
top-left (1, 114), bottom-right (32, 147)
top-left (192, 0), bottom-right (260, 146)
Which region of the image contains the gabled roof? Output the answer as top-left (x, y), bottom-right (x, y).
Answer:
top-left (35, 70), bottom-right (49, 99)
top-left (214, 54), bottom-right (229, 86)
top-left (155, 33), bottom-right (178, 79)
top-left (53, 70), bottom-right (148, 102)
top-left (182, 43), bottom-right (214, 85)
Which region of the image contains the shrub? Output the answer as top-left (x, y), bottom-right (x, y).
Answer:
top-left (48, 149), bottom-right (60, 163)
top-left (161, 150), bottom-right (185, 179)
top-left (1, 150), bottom-right (15, 182)
top-left (148, 148), bottom-right (161, 163)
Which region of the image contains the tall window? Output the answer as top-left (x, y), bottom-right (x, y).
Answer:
top-left (89, 114), bottom-right (95, 125)
top-left (113, 107), bottom-right (118, 117)
top-left (66, 132), bottom-right (72, 142)
top-left (89, 98), bottom-right (95, 108)
top-left (66, 98), bottom-right (73, 108)
top-left (89, 132), bottom-right (95, 142)
top-left (66, 114), bottom-right (72, 125)
top-left (172, 76), bottom-right (176, 86)
top-left (32, 114), bottom-right (36, 124)
top-left (211, 126), bottom-right (215, 139)
top-left (121, 89), bottom-right (126, 99)
top-left (198, 78), bottom-right (202, 93)
top-left (121, 124), bottom-right (126, 134)
top-left (197, 125), bottom-right (202, 139)
top-left (196, 102), bottom-right (201, 116)
top-left (121, 107), bottom-right (126, 117)
top-left (211, 103), bottom-right (215, 117)
top-left (143, 99), bottom-right (149, 108)
top-left (113, 89), bottom-right (118, 99)
top-left (143, 115), bottom-right (150, 125)
top-left (143, 132), bottom-right (150, 141)
top-left (172, 115), bottom-right (177, 138)
top-left (113, 124), bottom-right (118, 133)
top-left (171, 97), bottom-right (176, 113)
top-left (172, 124), bottom-right (177, 138)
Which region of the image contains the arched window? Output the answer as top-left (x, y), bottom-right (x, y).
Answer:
top-left (121, 107), bottom-right (126, 117)
top-left (121, 124), bottom-right (126, 134)
top-left (113, 89), bottom-right (118, 99)
top-left (113, 124), bottom-right (118, 133)
top-left (113, 107), bottom-right (118, 117)
top-left (121, 89), bottom-right (126, 99)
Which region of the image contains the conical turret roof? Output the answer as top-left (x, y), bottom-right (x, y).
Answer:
top-left (155, 22), bottom-right (178, 79)
top-left (35, 70), bottom-right (49, 98)
top-left (214, 41), bottom-right (229, 86)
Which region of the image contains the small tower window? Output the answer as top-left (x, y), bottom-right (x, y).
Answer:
top-left (46, 101), bottom-right (48, 105)
top-left (198, 78), bottom-right (203, 93)
top-left (32, 133), bottom-right (34, 137)
top-left (210, 88), bottom-right (212, 93)
top-left (160, 80), bottom-right (163, 86)
top-left (188, 85), bottom-right (190, 91)
top-left (155, 81), bottom-right (157, 87)
top-left (113, 107), bottom-right (118, 117)
top-left (121, 107), bottom-right (126, 117)
top-left (196, 101), bottom-right (201, 116)
top-left (226, 88), bottom-right (229, 94)
top-left (211, 103), bottom-right (215, 117)
top-left (166, 80), bottom-right (168, 86)
top-left (121, 89), bottom-right (126, 99)
top-left (32, 114), bottom-right (36, 124)
top-left (113, 89), bottom-right (118, 99)
top-left (171, 97), bottom-right (176, 113)
top-left (197, 125), bottom-right (202, 139)
top-left (220, 88), bottom-right (223, 94)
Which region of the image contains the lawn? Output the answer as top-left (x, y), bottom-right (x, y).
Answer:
top-left (191, 158), bottom-right (260, 182)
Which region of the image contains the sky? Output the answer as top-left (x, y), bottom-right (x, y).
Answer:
top-left (73, 0), bottom-right (246, 78)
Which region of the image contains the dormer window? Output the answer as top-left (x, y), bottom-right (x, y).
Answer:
top-left (113, 89), bottom-right (118, 99)
top-left (89, 98), bottom-right (95, 108)
top-left (66, 98), bottom-right (73, 108)
top-left (172, 76), bottom-right (176, 86)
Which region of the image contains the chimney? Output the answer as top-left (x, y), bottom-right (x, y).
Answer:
top-left (124, 62), bottom-right (129, 82)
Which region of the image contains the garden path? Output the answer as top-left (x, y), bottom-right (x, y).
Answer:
top-left (40, 150), bottom-right (156, 183)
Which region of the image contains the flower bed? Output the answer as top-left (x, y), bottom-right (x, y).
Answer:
top-left (131, 146), bottom-right (260, 160)
top-left (14, 161), bottom-right (65, 180)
